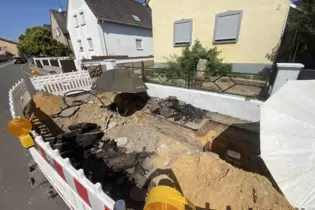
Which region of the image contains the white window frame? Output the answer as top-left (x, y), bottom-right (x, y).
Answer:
top-left (74, 14), bottom-right (79, 28)
top-left (213, 10), bottom-right (243, 44)
top-left (78, 40), bottom-right (83, 52)
top-left (55, 28), bottom-right (61, 37)
top-left (79, 12), bottom-right (86, 26)
top-left (3, 46), bottom-right (8, 51)
top-left (136, 39), bottom-right (143, 50)
top-left (87, 38), bottom-right (94, 51)
top-left (173, 19), bottom-right (193, 47)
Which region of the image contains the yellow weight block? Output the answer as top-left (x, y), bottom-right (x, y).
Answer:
top-left (31, 70), bottom-right (39, 77)
top-left (18, 134), bottom-right (35, 149)
top-left (8, 118), bottom-right (34, 149)
top-left (144, 186), bottom-right (196, 210)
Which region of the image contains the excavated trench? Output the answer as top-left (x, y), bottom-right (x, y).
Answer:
top-left (23, 92), bottom-right (279, 210)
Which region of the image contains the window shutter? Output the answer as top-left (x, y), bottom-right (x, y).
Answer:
top-left (174, 20), bottom-right (192, 45)
top-left (80, 12), bottom-right (86, 25)
top-left (87, 38), bottom-right (93, 50)
top-left (136, 39), bottom-right (142, 49)
top-left (214, 11), bottom-right (243, 43)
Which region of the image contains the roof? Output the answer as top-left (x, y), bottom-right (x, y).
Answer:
top-left (0, 38), bottom-right (18, 45)
top-left (50, 9), bottom-right (68, 33)
top-left (85, 0), bottom-right (152, 29)
top-left (43, 24), bottom-right (52, 31)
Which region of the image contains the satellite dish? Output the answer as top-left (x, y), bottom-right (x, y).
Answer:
top-left (261, 80), bottom-right (315, 209)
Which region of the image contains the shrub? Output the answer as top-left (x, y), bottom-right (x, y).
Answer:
top-left (166, 40), bottom-right (231, 79)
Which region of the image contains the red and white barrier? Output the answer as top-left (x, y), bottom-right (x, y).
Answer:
top-left (8, 79), bottom-right (116, 210)
top-left (35, 135), bottom-right (115, 210)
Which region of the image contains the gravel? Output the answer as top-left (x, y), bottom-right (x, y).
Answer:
top-left (105, 122), bottom-right (163, 153)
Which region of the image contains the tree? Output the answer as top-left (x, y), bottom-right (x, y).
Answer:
top-left (18, 26), bottom-right (71, 57)
top-left (167, 40), bottom-right (231, 79)
top-left (4, 51), bottom-right (14, 57)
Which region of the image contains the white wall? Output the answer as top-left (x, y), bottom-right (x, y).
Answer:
top-left (67, 0), bottom-right (106, 59)
top-left (146, 83), bottom-right (263, 122)
top-left (101, 22), bottom-right (153, 57)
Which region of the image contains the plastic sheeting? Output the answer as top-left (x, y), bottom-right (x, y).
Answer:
top-left (261, 80), bottom-right (315, 209)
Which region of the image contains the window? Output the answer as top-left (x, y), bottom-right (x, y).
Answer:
top-left (55, 28), bottom-right (61, 37)
top-left (80, 12), bottom-right (86, 25)
top-left (74, 15), bottom-right (79, 27)
top-left (78, 40), bottom-right (83, 52)
top-left (0, 47), bottom-right (2, 51)
top-left (174, 19), bottom-right (192, 47)
top-left (213, 10), bottom-right (243, 44)
top-left (3, 46), bottom-right (8, 51)
top-left (136, 39), bottom-right (143, 50)
top-left (132, 15), bottom-right (141, 22)
top-left (87, 38), bottom-right (93, 50)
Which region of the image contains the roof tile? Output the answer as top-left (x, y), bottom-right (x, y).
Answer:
top-left (85, 0), bottom-right (152, 29)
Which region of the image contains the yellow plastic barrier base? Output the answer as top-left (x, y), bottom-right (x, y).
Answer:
top-left (145, 186), bottom-right (196, 210)
top-left (18, 134), bottom-right (35, 149)
top-left (8, 118), bottom-right (34, 149)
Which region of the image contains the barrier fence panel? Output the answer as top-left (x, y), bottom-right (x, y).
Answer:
top-left (8, 79), bottom-right (116, 210)
top-left (9, 79), bottom-right (32, 118)
top-left (30, 71), bottom-right (92, 95)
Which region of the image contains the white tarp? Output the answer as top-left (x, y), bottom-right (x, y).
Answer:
top-left (261, 80), bottom-right (315, 209)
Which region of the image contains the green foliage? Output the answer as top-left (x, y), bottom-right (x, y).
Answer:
top-left (18, 26), bottom-right (72, 57)
top-left (273, 0), bottom-right (315, 66)
top-left (290, 0), bottom-right (315, 35)
top-left (166, 40), bottom-right (231, 79)
top-left (4, 51), bottom-right (14, 57)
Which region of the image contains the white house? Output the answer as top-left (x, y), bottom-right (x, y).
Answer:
top-left (67, 0), bottom-right (153, 59)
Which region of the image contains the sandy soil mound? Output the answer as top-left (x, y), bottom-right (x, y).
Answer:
top-left (170, 153), bottom-right (292, 210)
top-left (32, 92), bottom-right (64, 115)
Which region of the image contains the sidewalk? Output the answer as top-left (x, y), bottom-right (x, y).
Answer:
top-left (24, 64), bottom-right (63, 76)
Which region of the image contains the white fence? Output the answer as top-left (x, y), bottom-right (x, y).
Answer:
top-left (8, 79), bottom-right (115, 210)
top-left (9, 80), bottom-right (32, 118)
top-left (146, 83), bottom-right (263, 122)
top-left (33, 57), bottom-right (70, 68)
top-left (31, 71), bottom-right (92, 95)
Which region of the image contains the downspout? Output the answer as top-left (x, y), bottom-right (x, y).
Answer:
top-left (98, 19), bottom-right (108, 56)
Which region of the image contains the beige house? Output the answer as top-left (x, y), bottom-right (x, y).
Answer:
top-left (146, 0), bottom-right (291, 73)
top-left (50, 9), bottom-right (72, 49)
top-left (0, 38), bottom-right (19, 56)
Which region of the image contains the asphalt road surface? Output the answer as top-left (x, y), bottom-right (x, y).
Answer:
top-left (0, 62), bottom-right (68, 210)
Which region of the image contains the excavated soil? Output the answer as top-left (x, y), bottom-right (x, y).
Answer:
top-left (32, 92), bottom-right (65, 115)
top-left (30, 91), bottom-right (293, 210)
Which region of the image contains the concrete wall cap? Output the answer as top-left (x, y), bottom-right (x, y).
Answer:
top-left (277, 63), bottom-right (304, 69)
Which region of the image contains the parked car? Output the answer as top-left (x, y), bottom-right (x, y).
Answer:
top-left (14, 57), bottom-right (27, 64)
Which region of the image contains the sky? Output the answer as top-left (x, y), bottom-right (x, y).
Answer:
top-left (0, 0), bottom-right (145, 42)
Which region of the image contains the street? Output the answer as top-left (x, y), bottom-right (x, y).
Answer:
top-left (0, 62), bottom-right (68, 210)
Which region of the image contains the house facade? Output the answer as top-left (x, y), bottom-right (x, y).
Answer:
top-left (67, 0), bottom-right (153, 59)
top-left (50, 9), bottom-right (72, 49)
top-left (147, 0), bottom-right (290, 73)
top-left (0, 38), bottom-right (18, 56)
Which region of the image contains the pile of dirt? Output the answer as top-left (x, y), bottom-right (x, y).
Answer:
top-left (32, 92), bottom-right (64, 115)
top-left (150, 96), bottom-right (205, 123)
top-left (152, 140), bottom-right (292, 210)
top-left (50, 122), bottom-right (153, 207)
top-left (32, 92), bottom-right (292, 209)
top-left (171, 153), bottom-right (292, 210)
